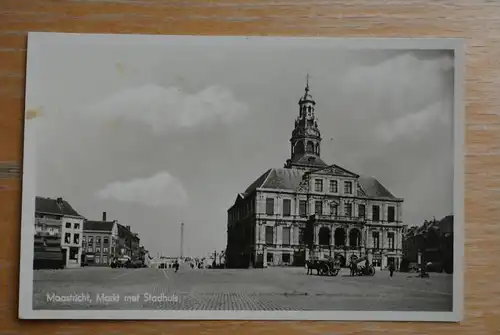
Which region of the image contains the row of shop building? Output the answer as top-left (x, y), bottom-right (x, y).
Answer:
top-left (34, 196), bottom-right (147, 269)
top-left (401, 215), bottom-right (454, 273)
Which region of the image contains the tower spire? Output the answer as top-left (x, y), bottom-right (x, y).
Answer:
top-left (285, 76), bottom-right (324, 170)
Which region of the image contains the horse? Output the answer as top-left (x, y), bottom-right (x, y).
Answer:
top-left (305, 259), bottom-right (323, 275)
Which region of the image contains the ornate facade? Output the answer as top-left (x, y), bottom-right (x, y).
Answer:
top-left (226, 78), bottom-right (406, 269)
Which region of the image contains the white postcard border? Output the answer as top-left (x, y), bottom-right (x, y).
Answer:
top-left (19, 33), bottom-right (465, 322)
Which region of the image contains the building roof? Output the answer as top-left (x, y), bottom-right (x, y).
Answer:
top-left (404, 215), bottom-right (454, 239)
top-left (35, 196), bottom-right (85, 218)
top-left (117, 223), bottom-right (139, 240)
top-left (439, 215), bottom-right (454, 234)
top-left (357, 176), bottom-right (396, 199)
top-left (289, 154), bottom-right (328, 168)
top-left (84, 220), bottom-right (115, 232)
top-left (117, 223), bottom-right (129, 235)
top-left (243, 169), bottom-right (272, 196)
top-left (262, 168), bottom-right (305, 190)
top-left (237, 166), bottom-right (399, 204)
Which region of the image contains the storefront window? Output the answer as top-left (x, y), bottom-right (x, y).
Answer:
top-left (267, 252), bottom-right (273, 263)
top-left (69, 247), bottom-right (79, 261)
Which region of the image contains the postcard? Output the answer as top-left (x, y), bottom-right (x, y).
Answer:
top-left (19, 33), bottom-right (464, 321)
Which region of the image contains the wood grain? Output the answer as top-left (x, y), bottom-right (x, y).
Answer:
top-left (0, 0), bottom-right (498, 334)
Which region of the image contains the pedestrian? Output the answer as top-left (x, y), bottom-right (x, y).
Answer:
top-left (350, 260), bottom-right (357, 276)
top-left (174, 260), bottom-right (179, 273)
top-left (388, 261), bottom-right (395, 279)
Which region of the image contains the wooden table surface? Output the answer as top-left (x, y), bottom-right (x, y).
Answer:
top-left (1, 0), bottom-right (499, 334)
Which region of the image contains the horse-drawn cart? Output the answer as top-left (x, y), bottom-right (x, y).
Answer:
top-left (306, 256), bottom-right (341, 276)
top-left (349, 255), bottom-right (376, 276)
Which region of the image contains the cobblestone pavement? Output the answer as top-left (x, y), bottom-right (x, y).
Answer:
top-left (33, 265), bottom-right (453, 311)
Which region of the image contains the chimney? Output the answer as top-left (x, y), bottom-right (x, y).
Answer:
top-left (126, 225), bottom-right (131, 231)
top-left (102, 211), bottom-right (107, 222)
top-left (56, 197), bottom-right (63, 204)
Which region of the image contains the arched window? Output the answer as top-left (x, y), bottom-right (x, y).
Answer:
top-left (295, 140), bottom-right (304, 155)
top-left (307, 141), bottom-right (314, 153)
top-left (318, 227), bottom-right (331, 246)
top-left (334, 228), bottom-right (346, 246)
top-left (308, 106), bottom-right (312, 113)
top-left (349, 229), bottom-right (361, 248)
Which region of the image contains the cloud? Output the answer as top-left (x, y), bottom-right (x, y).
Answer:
top-left (343, 52), bottom-right (453, 90)
top-left (95, 171), bottom-right (188, 208)
top-left (375, 99), bottom-right (452, 144)
top-left (337, 52), bottom-right (454, 124)
top-left (83, 84), bottom-right (248, 134)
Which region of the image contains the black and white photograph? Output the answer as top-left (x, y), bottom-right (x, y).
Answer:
top-left (19, 33), bottom-right (464, 321)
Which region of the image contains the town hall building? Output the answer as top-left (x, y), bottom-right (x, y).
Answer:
top-left (226, 78), bottom-right (406, 270)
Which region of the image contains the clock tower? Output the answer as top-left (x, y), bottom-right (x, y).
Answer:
top-left (285, 75), bottom-right (327, 170)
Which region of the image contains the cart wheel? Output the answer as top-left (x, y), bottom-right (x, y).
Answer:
top-left (368, 266), bottom-right (376, 276)
top-left (332, 269), bottom-right (339, 276)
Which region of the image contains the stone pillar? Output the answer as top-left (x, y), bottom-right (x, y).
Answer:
top-left (329, 227), bottom-right (334, 259)
top-left (367, 249), bottom-right (373, 264)
top-left (254, 249), bottom-right (259, 268)
top-left (313, 223), bottom-right (319, 246)
top-left (276, 226), bottom-right (282, 247)
top-left (293, 226), bottom-right (299, 246)
top-left (255, 224), bottom-right (260, 245)
top-left (263, 248), bottom-right (268, 268)
top-left (398, 202), bottom-right (403, 222)
top-left (417, 251), bottom-right (422, 265)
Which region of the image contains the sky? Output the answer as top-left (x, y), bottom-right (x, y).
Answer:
top-left (28, 35), bottom-right (455, 258)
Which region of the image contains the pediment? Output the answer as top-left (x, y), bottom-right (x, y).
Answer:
top-left (313, 164), bottom-right (359, 178)
top-left (326, 198), bottom-right (340, 205)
